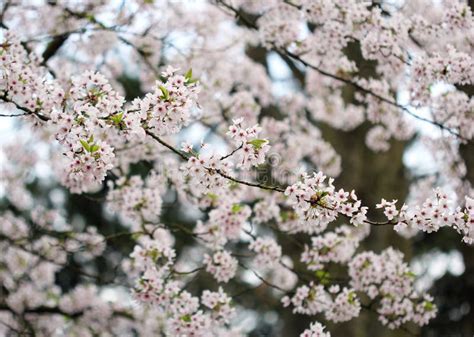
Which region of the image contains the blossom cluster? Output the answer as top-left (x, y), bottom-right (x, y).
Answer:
top-left (300, 322), bottom-right (331, 337)
top-left (349, 248), bottom-right (437, 328)
top-left (127, 234), bottom-right (238, 336)
top-left (282, 282), bottom-right (360, 323)
top-left (132, 66), bottom-right (200, 136)
top-left (182, 153), bottom-right (233, 198)
top-left (301, 226), bottom-right (360, 271)
top-left (377, 189), bottom-right (474, 243)
top-left (107, 171), bottom-right (166, 230)
top-left (249, 237), bottom-right (282, 269)
top-left (195, 201), bottom-right (252, 248)
top-left (203, 250), bottom-right (238, 283)
top-left (227, 118), bottom-right (270, 169)
top-left (284, 172), bottom-right (367, 233)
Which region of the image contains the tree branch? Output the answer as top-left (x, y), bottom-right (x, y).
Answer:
top-left (214, 0), bottom-right (466, 141)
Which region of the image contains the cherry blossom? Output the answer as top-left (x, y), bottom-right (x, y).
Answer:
top-left (300, 322), bottom-right (331, 337)
top-left (203, 250), bottom-right (238, 283)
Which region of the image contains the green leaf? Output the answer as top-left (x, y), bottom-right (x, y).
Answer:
top-left (423, 301), bottom-right (434, 311)
top-left (148, 248), bottom-right (160, 262)
top-left (185, 68), bottom-right (193, 81)
top-left (207, 193), bottom-right (219, 202)
top-left (180, 314), bottom-right (192, 322)
top-left (231, 203), bottom-right (243, 213)
top-left (247, 139), bottom-right (268, 150)
top-left (80, 139), bottom-right (90, 152)
top-left (110, 112), bottom-right (124, 124)
top-left (348, 291), bottom-right (356, 304)
top-left (159, 85), bottom-right (170, 100)
top-left (110, 112), bottom-right (126, 130)
top-left (184, 69), bottom-right (199, 85)
top-left (404, 271), bottom-right (416, 278)
top-left (90, 144), bottom-right (100, 153)
top-left (35, 98), bottom-right (43, 108)
top-left (315, 269), bottom-right (330, 285)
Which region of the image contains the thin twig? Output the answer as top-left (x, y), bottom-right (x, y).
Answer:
top-left (220, 143), bottom-right (243, 160)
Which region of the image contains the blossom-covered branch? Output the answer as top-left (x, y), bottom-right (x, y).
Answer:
top-left (0, 1), bottom-right (473, 336)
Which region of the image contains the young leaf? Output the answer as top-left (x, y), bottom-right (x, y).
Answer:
top-left (159, 85), bottom-right (170, 100)
top-left (424, 301), bottom-right (434, 311)
top-left (315, 269), bottom-right (330, 285)
top-left (90, 144), bottom-right (100, 153)
top-left (185, 68), bottom-right (193, 81)
top-left (80, 139), bottom-right (90, 152)
top-left (111, 112), bottom-right (123, 124)
top-left (247, 139), bottom-right (268, 150)
top-left (231, 203), bottom-right (243, 213)
top-left (207, 193), bottom-right (219, 202)
top-left (347, 291), bottom-right (356, 304)
top-left (180, 314), bottom-right (192, 323)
